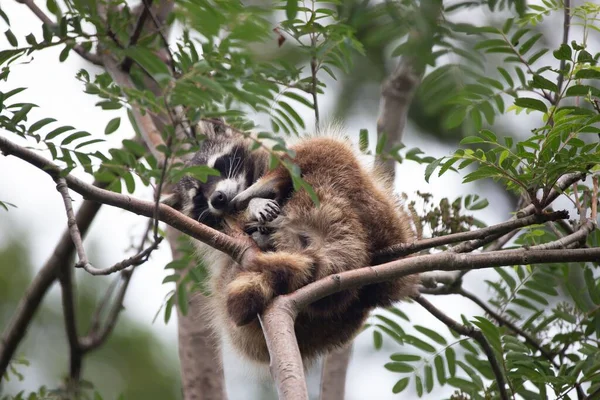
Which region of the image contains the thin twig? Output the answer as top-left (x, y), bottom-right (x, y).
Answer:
top-left (592, 176), bottom-right (598, 221)
top-left (78, 237), bottom-right (163, 276)
top-left (80, 269), bottom-right (133, 352)
top-left (55, 178), bottom-right (90, 268)
top-left (102, 56), bottom-right (167, 161)
top-left (457, 288), bottom-right (552, 360)
top-left (528, 220), bottom-right (595, 250)
top-left (15, 0), bottom-right (103, 65)
top-left (413, 295), bottom-right (509, 400)
top-left (89, 276), bottom-right (120, 333)
top-left (555, 0), bottom-right (571, 100)
top-left (122, 0), bottom-right (154, 72)
top-left (373, 210), bottom-right (569, 264)
top-left (456, 288), bottom-right (586, 399)
top-left (56, 177), bottom-right (164, 275)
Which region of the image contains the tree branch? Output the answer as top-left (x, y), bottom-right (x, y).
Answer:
top-left (56, 254), bottom-right (83, 381)
top-left (319, 345), bottom-right (351, 400)
top-left (374, 210), bottom-right (569, 264)
top-left (168, 228), bottom-right (227, 400)
top-left (261, 244), bottom-right (600, 398)
top-left (102, 56), bottom-right (167, 161)
top-left (55, 178), bottom-right (90, 268)
top-left (413, 295), bottom-right (509, 400)
top-left (555, 0), bottom-right (571, 99)
top-left (79, 269), bottom-right (133, 352)
top-left (0, 135), bottom-right (252, 264)
top-left (15, 0), bottom-right (103, 66)
top-left (0, 182), bottom-right (106, 376)
top-left (122, 0), bottom-right (154, 72)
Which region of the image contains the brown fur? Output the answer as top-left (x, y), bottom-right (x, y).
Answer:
top-left (210, 136), bottom-right (419, 364)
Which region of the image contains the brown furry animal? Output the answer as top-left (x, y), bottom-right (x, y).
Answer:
top-left (170, 125), bottom-right (419, 365)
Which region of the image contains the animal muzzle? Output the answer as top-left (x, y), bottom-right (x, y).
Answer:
top-left (210, 191), bottom-right (228, 210)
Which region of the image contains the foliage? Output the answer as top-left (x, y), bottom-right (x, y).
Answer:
top-left (1, 0), bottom-right (599, 399)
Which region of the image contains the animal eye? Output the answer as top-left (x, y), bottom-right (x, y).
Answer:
top-left (213, 156), bottom-right (230, 175)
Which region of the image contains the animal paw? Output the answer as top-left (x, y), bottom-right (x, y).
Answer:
top-left (247, 198), bottom-right (280, 224)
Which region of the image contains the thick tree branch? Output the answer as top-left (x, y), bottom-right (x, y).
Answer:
top-left (261, 245), bottom-right (600, 399)
top-left (413, 295), bottom-right (509, 400)
top-left (376, 57), bottom-right (421, 177)
top-left (169, 228), bottom-right (227, 400)
top-left (15, 0), bottom-right (103, 66)
top-left (319, 345), bottom-right (351, 400)
top-left (259, 306), bottom-right (308, 400)
top-left (0, 136), bottom-right (252, 264)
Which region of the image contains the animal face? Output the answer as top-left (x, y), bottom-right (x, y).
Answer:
top-left (169, 127), bottom-right (265, 229)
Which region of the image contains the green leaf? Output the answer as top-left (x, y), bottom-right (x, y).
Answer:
top-left (162, 274), bottom-right (179, 284)
top-left (514, 97), bottom-right (548, 113)
top-left (359, 129), bottom-right (369, 152)
top-left (424, 158), bottom-right (443, 183)
top-left (164, 296), bottom-right (174, 323)
top-left (425, 365), bottom-right (434, 393)
top-left (278, 101), bottom-right (305, 129)
top-left (415, 325), bottom-right (447, 345)
top-left (445, 107), bottom-right (467, 129)
top-left (404, 335), bottom-right (436, 353)
top-left (177, 285), bottom-right (188, 315)
top-left (495, 267), bottom-right (516, 290)
top-left (46, 0), bottom-right (61, 17)
top-left (384, 362), bottom-right (413, 373)
top-left (460, 136), bottom-right (486, 145)
top-left (61, 131), bottom-right (90, 146)
top-left (518, 33), bottom-right (542, 54)
top-left (373, 330), bottom-right (383, 350)
top-left (471, 317), bottom-right (502, 353)
top-left (125, 47), bottom-right (172, 83)
top-left (434, 355), bottom-right (446, 384)
top-left (446, 347), bottom-right (456, 376)
top-left (415, 375), bottom-right (423, 397)
top-left (392, 377), bottom-right (410, 394)
top-left (59, 44), bottom-right (71, 62)
top-left (390, 354), bottom-right (421, 362)
top-left (553, 44), bottom-right (572, 61)
top-left (29, 118), bottom-right (56, 133)
top-left (105, 117), bottom-right (121, 135)
top-left (4, 29), bottom-right (17, 47)
top-left (530, 75), bottom-right (558, 92)
top-left (285, 0), bottom-right (298, 20)
top-left (171, 165), bottom-right (220, 183)
top-left (575, 69), bottom-right (600, 80)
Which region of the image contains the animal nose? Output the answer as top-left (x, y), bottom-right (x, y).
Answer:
top-left (210, 191), bottom-right (228, 209)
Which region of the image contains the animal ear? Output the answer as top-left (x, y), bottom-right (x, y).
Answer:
top-left (161, 192), bottom-right (182, 210)
top-left (197, 118), bottom-right (233, 141)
